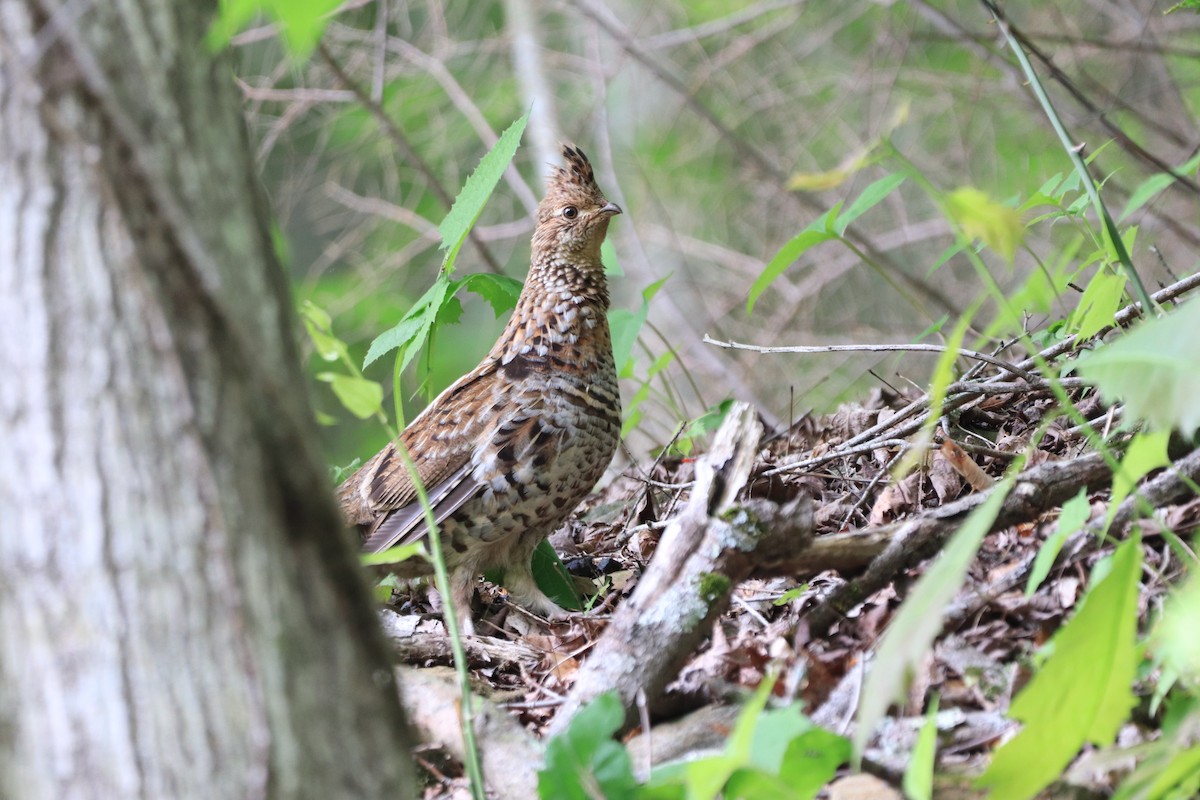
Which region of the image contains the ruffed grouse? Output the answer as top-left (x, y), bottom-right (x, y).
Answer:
top-left (338, 145), bottom-right (622, 634)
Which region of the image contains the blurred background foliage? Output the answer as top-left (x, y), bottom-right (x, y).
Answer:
top-left (228, 0), bottom-right (1200, 468)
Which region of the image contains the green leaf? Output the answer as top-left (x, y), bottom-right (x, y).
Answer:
top-left (673, 399), bottom-right (735, 456)
top-left (602, 238), bottom-right (623, 277)
top-left (609, 276), bottom-right (669, 376)
top-left (977, 536), bottom-right (1142, 800)
top-left (461, 272), bottom-right (524, 317)
top-left (1026, 489), bottom-right (1091, 595)
top-left (539, 692), bottom-right (636, 800)
top-left (305, 325), bottom-right (346, 362)
top-left (1119, 151), bottom-right (1200, 221)
top-left (1072, 297), bottom-right (1200, 436)
top-left (299, 300), bottom-right (348, 361)
top-left (207, 0), bottom-right (340, 57)
top-left (1157, 570), bottom-right (1200, 684)
top-left (362, 277), bottom-right (451, 369)
top-left (747, 207), bottom-right (840, 314)
top-left (893, 308), bottom-right (973, 479)
top-left (361, 542), bottom-right (427, 567)
top-left (833, 173), bottom-right (906, 235)
top-left (676, 675), bottom-right (777, 799)
top-left (777, 728), bottom-right (850, 799)
top-left (1066, 269), bottom-right (1126, 341)
top-left (854, 476), bottom-right (1014, 760)
top-left (1113, 742), bottom-right (1200, 800)
top-left (903, 696), bottom-right (939, 800)
top-left (723, 769), bottom-right (798, 800)
top-left (773, 585), bottom-right (808, 606)
top-left (318, 373), bottom-right (384, 420)
top-left (944, 186), bottom-right (1024, 264)
top-left (439, 111), bottom-right (531, 273)
top-left (1107, 430), bottom-right (1171, 528)
top-left (619, 351), bottom-right (674, 439)
top-left (745, 703), bottom-right (815, 773)
top-left (531, 539), bottom-right (583, 612)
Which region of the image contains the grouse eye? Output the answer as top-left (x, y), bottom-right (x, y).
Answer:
top-left (562, 206), bottom-right (578, 219)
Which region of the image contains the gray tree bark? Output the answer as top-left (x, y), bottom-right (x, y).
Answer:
top-left (0, 2), bottom-right (416, 797)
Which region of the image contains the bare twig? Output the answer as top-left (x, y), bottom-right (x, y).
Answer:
top-left (317, 42), bottom-right (504, 274)
top-left (703, 335), bottom-right (1039, 382)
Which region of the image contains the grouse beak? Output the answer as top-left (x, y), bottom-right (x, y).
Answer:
top-left (599, 201), bottom-right (622, 216)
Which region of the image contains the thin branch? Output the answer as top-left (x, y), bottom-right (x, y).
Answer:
top-left (317, 42), bottom-right (504, 274)
top-left (703, 335), bottom-right (1039, 382)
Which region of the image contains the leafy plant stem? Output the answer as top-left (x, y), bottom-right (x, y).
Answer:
top-left (984, 0), bottom-right (1157, 317)
top-left (389, 440), bottom-right (486, 798)
top-left (646, 319), bottom-right (709, 416)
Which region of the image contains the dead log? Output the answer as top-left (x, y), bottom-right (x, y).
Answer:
top-left (547, 402), bottom-right (814, 735)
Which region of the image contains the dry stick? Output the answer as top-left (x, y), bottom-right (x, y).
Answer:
top-left (942, 444), bottom-right (1200, 629)
top-left (703, 336), bottom-right (1040, 383)
top-left (980, 0), bottom-right (1200, 196)
top-left (1109, 445), bottom-right (1200, 538)
top-left (396, 666), bottom-right (542, 800)
top-left (379, 610), bottom-right (542, 668)
top-left (765, 270), bottom-right (1200, 472)
top-left (316, 43), bottom-right (504, 274)
top-left (798, 451), bottom-right (1114, 637)
top-left (547, 403), bottom-right (814, 736)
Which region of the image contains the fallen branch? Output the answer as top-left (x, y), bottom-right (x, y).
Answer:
top-left (396, 666), bottom-right (541, 800)
top-left (547, 403), bottom-right (814, 735)
top-left (379, 609), bottom-right (542, 668)
top-left (800, 450), bottom-right (1114, 636)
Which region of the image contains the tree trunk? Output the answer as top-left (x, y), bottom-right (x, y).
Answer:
top-left (0, 2), bottom-right (415, 797)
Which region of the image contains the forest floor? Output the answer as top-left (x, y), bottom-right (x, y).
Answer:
top-left (381, 301), bottom-right (1200, 799)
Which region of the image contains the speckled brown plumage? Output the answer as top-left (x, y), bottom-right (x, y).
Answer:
top-left (337, 145), bottom-right (622, 633)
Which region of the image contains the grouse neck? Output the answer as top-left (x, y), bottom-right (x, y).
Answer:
top-left (493, 259), bottom-right (612, 365)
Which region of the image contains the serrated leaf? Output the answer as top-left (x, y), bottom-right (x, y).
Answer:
top-left (1072, 297), bottom-right (1200, 436)
top-left (539, 692), bottom-right (636, 800)
top-left (977, 536), bottom-right (1142, 800)
top-left (439, 111), bottom-right (530, 272)
top-left (362, 277), bottom-right (451, 369)
top-left (461, 272), bottom-right (523, 317)
top-left (945, 186), bottom-right (1023, 264)
top-left (854, 476), bottom-right (1013, 760)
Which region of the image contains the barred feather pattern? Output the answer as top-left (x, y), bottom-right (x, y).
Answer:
top-left (336, 145), bottom-right (622, 631)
